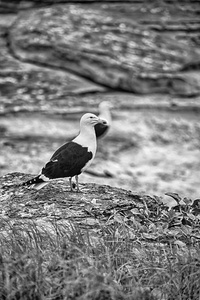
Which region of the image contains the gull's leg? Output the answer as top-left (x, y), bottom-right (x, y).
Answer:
top-left (75, 175), bottom-right (80, 192)
top-left (69, 177), bottom-right (73, 191)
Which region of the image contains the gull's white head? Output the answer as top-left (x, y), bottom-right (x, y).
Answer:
top-left (80, 113), bottom-right (107, 127)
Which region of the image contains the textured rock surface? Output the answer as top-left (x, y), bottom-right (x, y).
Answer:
top-left (0, 172), bottom-right (147, 224)
top-left (1, 172), bottom-right (200, 246)
top-left (1, 0), bottom-right (200, 116)
top-left (0, 18), bottom-right (107, 115)
top-left (8, 2), bottom-right (200, 95)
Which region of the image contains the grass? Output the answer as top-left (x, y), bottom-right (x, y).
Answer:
top-left (0, 207), bottom-right (200, 300)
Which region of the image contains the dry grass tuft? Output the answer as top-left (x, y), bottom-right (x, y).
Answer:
top-left (0, 206), bottom-right (200, 300)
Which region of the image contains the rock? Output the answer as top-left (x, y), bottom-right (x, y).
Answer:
top-left (0, 172), bottom-right (158, 228)
top-left (0, 20), bottom-right (107, 115)
top-left (8, 2), bottom-right (200, 95)
top-left (1, 172), bottom-right (200, 249)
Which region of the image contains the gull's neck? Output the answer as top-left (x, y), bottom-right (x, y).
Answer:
top-left (73, 125), bottom-right (97, 153)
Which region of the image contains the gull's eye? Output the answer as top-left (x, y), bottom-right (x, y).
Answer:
top-left (90, 116), bottom-right (93, 119)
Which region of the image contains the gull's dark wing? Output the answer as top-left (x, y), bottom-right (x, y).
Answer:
top-left (42, 142), bottom-right (93, 179)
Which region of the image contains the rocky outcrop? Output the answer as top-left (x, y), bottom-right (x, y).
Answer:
top-left (0, 19), bottom-right (107, 115)
top-left (0, 172), bottom-right (146, 224)
top-left (7, 2), bottom-right (200, 96)
top-left (0, 0), bottom-right (200, 116)
top-left (0, 172), bottom-right (200, 244)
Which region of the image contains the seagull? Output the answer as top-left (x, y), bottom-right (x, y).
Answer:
top-left (22, 113), bottom-right (107, 191)
top-left (95, 101), bottom-right (112, 138)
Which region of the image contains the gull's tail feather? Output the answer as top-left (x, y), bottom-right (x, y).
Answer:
top-left (22, 175), bottom-right (49, 190)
